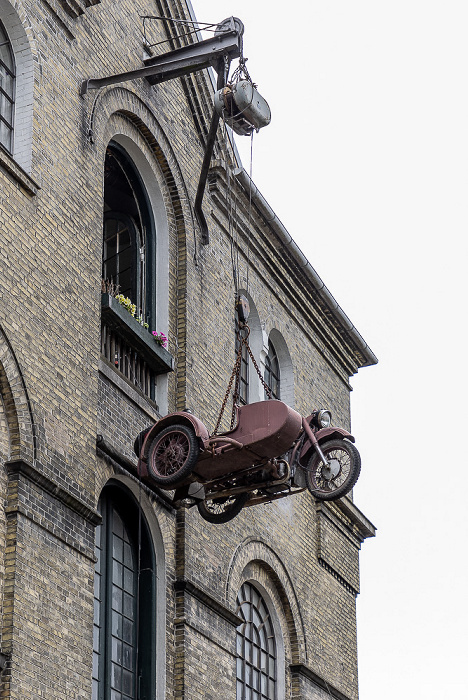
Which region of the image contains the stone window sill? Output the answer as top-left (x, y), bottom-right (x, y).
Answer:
top-left (0, 145), bottom-right (39, 196)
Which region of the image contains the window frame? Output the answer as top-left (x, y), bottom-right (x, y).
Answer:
top-left (264, 340), bottom-right (280, 400)
top-left (236, 582), bottom-right (278, 700)
top-left (93, 485), bottom-right (156, 700)
top-left (103, 141), bottom-right (156, 328)
top-left (235, 316), bottom-right (249, 405)
top-left (0, 18), bottom-right (15, 154)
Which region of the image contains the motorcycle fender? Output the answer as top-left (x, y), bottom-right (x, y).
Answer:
top-left (140, 412), bottom-right (210, 466)
top-left (299, 428), bottom-right (355, 463)
top-left (315, 427), bottom-right (355, 444)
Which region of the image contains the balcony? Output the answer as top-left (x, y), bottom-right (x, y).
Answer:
top-left (101, 293), bottom-right (173, 400)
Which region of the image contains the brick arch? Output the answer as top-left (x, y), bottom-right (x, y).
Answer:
top-left (89, 86), bottom-right (191, 222)
top-left (0, 326), bottom-right (36, 463)
top-left (89, 86), bottom-right (195, 411)
top-left (226, 537), bottom-right (307, 665)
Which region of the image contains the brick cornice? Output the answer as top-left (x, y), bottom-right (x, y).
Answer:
top-left (5, 459), bottom-right (100, 525)
top-left (174, 578), bottom-right (242, 627)
top-left (290, 664), bottom-right (354, 700)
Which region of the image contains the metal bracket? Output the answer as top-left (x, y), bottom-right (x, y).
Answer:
top-left (80, 24), bottom-right (242, 95)
top-left (80, 18), bottom-right (245, 246)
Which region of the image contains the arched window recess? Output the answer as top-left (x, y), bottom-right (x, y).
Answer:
top-left (101, 142), bottom-right (173, 400)
top-left (236, 582), bottom-right (278, 700)
top-left (93, 484), bottom-right (157, 700)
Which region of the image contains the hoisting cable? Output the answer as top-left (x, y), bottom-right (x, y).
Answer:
top-left (245, 129), bottom-right (254, 293)
top-left (218, 56), bottom-right (257, 297)
top-left (141, 15), bottom-right (219, 50)
top-left (222, 114), bottom-right (240, 295)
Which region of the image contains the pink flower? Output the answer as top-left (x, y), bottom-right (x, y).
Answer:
top-left (152, 331), bottom-right (168, 348)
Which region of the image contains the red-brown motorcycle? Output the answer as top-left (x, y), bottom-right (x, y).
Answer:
top-left (134, 399), bottom-right (361, 524)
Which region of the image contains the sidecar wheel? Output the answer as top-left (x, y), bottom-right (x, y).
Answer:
top-left (197, 492), bottom-right (249, 524)
top-left (306, 439), bottom-right (361, 501)
top-left (147, 424), bottom-right (199, 488)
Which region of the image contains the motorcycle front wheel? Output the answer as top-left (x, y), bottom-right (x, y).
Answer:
top-left (197, 492), bottom-right (249, 524)
top-left (306, 439), bottom-right (361, 501)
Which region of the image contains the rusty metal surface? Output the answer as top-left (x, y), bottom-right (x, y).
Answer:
top-left (298, 425), bottom-right (355, 463)
top-left (195, 400), bottom-right (302, 480)
top-left (141, 411), bottom-right (210, 462)
top-left (133, 400), bottom-right (361, 509)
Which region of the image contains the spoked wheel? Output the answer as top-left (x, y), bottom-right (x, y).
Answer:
top-left (306, 439), bottom-right (361, 501)
top-left (197, 492), bottom-right (249, 524)
top-left (147, 423), bottom-right (199, 488)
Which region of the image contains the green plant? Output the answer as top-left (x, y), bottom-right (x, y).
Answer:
top-left (102, 282), bottom-right (151, 331)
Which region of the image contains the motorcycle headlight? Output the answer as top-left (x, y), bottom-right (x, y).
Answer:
top-left (317, 410), bottom-right (332, 428)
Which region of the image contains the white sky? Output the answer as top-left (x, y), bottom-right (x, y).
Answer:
top-left (193, 1), bottom-right (468, 697)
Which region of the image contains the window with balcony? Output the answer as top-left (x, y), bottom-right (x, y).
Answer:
top-left (101, 142), bottom-right (172, 400)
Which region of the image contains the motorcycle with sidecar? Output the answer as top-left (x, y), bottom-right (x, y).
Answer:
top-left (134, 399), bottom-right (361, 524)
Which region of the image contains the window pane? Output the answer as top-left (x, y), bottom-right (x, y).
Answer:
top-left (122, 643), bottom-right (133, 670)
top-left (112, 584), bottom-right (123, 613)
top-left (122, 616), bottom-right (133, 644)
top-left (265, 340), bottom-right (280, 400)
top-left (113, 560), bottom-right (123, 588)
top-left (113, 535), bottom-right (123, 562)
top-left (123, 591), bottom-right (133, 617)
top-left (236, 583), bottom-right (277, 700)
top-left (0, 118), bottom-right (11, 151)
top-left (0, 91), bottom-right (13, 123)
top-left (0, 22), bottom-right (14, 155)
top-left (94, 489), bottom-right (154, 700)
top-left (0, 27), bottom-right (15, 74)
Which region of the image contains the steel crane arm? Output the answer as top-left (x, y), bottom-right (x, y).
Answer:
top-left (80, 29), bottom-right (242, 95)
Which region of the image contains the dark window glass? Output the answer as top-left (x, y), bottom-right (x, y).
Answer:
top-left (103, 143), bottom-right (154, 325)
top-left (235, 317), bottom-right (249, 405)
top-left (93, 486), bottom-right (156, 700)
top-left (0, 20), bottom-right (15, 153)
top-left (264, 341), bottom-right (280, 400)
top-left (236, 583), bottom-right (277, 700)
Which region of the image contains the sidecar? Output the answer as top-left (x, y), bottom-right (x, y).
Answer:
top-left (135, 399), bottom-right (302, 490)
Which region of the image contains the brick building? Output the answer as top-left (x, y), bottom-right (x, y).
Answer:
top-left (0, 0), bottom-right (376, 698)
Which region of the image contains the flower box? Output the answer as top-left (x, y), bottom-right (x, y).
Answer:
top-left (101, 293), bottom-right (173, 375)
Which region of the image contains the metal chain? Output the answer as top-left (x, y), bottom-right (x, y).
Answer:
top-left (212, 332), bottom-right (245, 435)
top-left (212, 323), bottom-right (274, 435)
top-left (246, 342), bottom-right (273, 399)
top-left (230, 57), bottom-right (255, 87)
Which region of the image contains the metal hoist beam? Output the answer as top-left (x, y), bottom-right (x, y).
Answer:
top-left (80, 17), bottom-right (258, 244)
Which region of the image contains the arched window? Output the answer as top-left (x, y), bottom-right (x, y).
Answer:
top-left (103, 142), bottom-right (155, 325)
top-left (236, 582), bottom-right (277, 700)
top-left (93, 485), bottom-right (156, 700)
top-left (264, 340), bottom-right (280, 400)
top-left (0, 19), bottom-right (15, 154)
